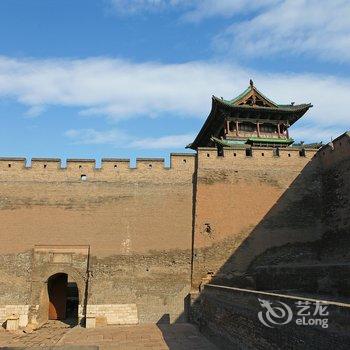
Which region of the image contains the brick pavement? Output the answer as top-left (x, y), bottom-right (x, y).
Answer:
top-left (0, 322), bottom-right (218, 349)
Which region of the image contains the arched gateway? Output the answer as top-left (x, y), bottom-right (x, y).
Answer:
top-left (28, 245), bottom-right (90, 328)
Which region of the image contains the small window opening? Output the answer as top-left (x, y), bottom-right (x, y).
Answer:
top-left (149, 164), bottom-right (152, 168)
top-left (288, 153), bottom-right (291, 157)
top-left (207, 153), bottom-right (210, 157)
top-left (245, 148), bottom-right (252, 157)
top-left (183, 159), bottom-right (187, 163)
top-left (8, 163), bottom-right (11, 168)
top-left (273, 148), bottom-right (280, 157)
top-left (80, 174), bottom-right (87, 181)
top-left (234, 153), bottom-right (237, 157)
top-left (79, 165), bottom-right (82, 169)
top-left (261, 153), bottom-right (265, 157)
top-left (44, 164), bottom-right (47, 168)
top-left (217, 146), bottom-right (223, 157)
top-left (299, 149), bottom-right (306, 157)
top-left (114, 164), bottom-right (117, 168)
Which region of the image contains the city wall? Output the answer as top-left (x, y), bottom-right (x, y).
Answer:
top-left (0, 133), bottom-right (349, 328)
top-left (0, 154), bottom-right (195, 325)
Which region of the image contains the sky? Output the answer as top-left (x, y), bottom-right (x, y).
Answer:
top-left (0, 0), bottom-right (349, 163)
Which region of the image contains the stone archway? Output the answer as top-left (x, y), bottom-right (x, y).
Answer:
top-left (28, 245), bottom-right (90, 328)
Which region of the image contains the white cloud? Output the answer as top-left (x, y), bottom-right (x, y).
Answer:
top-left (64, 128), bottom-right (194, 149)
top-left (109, 0), bottom-right (350, 63)
top-left (291, 125), bottom-right (341, 144)
top-left (0, 55), bottom-right (349, 143)
top-left (24, 105), bottom-right (46, 118)
top-left (181, 0), bottom-right (278, 22)
top-left (218, 0), bottom-right (350, 63)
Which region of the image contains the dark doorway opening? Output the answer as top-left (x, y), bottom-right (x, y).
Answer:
top-left (48, 273), bottom-right (79, 326)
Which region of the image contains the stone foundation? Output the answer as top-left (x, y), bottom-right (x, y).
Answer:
top-left (87, 304), bottom-right (138, 326)
top-left (0, 305), bottom-right (30, 328)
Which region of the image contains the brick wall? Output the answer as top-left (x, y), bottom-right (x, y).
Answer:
top-left (246, 133), bottom-right (350, 297)
top-left (0, 132), bottom-right (348, 326)
top-left (192, 146), bottom-right (321, 289)
top-left (87, 304), bottom-right (138, 325)
top-left (0, 153), bottom-right (195, 323)
top-left (195, 284), bottom-right (350, 350)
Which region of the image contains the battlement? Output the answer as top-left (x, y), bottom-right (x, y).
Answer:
top-left (0, 153), bottom-right (196, 182)
top-left (317, 131), bottom-right (350, 168)
top-left (197, 146), bottom-right (319, 170)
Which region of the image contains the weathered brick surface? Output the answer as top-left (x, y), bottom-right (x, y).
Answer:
top-left (192, 147), bottom-right (322, 288)
top-left (196, 284), bottom-right (350, 350)
top-left (0, 154), bottom-right (195, 323)
top-left (247, 133), bottom-right (350, 297)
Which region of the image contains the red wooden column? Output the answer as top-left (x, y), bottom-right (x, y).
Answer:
top-left (277, 123), bottom-right (281, 138)
top-left (236, 121), bottom-right (239, 137)
top-left (257, 122), bottom-right (260, 137)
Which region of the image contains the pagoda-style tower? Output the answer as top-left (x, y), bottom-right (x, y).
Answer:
top-left (188, 80), bottom-right (312, 150)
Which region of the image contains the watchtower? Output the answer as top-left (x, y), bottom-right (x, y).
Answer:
top-left (187, 80), bottom-right (312, 150)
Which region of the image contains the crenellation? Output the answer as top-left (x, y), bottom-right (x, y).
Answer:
top-left (136, 158), bottom-right (165, 170)
top-left (66, 159), bottom-right (96, 171)
top-left (30, 158), bottom-right (61, 170)
top-left (101, 158), bottom-right (130, 171)
top-left (170, 153), bottom-right (196, 170)
top-left (0, 157), bottom-right (26, 170)
top-left (318, 132), bottom-right (350, 168)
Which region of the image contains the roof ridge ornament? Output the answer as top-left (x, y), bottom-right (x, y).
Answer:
top-left (250, 79), bottom-right (254, 88)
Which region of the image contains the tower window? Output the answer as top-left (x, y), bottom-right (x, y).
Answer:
top-left (299, 149), bottom-right (306, 157)
top-left (217, 146), bottom-right (223, 157)
top-left (240, 123), bottom-right (255, 132)
top-left (260, 123), bottom-right (278, 133)
top-left (273, 148), bottom-right (280, 157)
top-left (246, 148), bottom-right (252, 157)
top-left (80, 174), bottom-right (87, 181)
top-left (8, 164), bottom-right (11, 168)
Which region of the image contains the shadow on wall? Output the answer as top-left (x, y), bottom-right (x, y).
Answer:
top-left (195, 156), bottom-right (324, 293)
top-left (158, 139), bottom-right (350, 349)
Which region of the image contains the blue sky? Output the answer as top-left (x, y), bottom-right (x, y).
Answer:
top-left (0, 0), bottom-right (349, 162)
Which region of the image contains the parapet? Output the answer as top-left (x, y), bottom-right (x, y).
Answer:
top-left (197, 146), bottom-right (319, 170)
top-left (0, 153), bottom-right (196, 182)
top-left (317, 131), bottom-right (350, 168)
